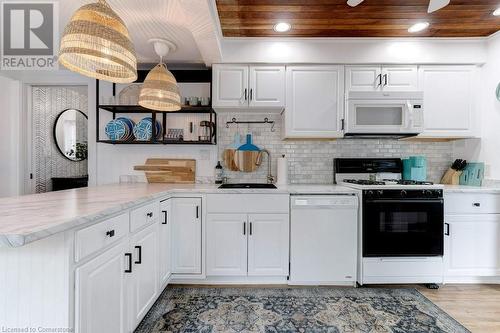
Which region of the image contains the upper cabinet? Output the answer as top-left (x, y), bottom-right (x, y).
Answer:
top-left (346, 65), bottom-right (418, 92)
top-left (418, 66), bottom-right (478, 138)
top-left (212, 64), bottom-right (285, 110)
top-left (283, 66), bottom-right (345, 139)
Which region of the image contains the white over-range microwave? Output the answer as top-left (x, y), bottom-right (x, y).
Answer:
top-left (345, 91), bottom-right (424, 139)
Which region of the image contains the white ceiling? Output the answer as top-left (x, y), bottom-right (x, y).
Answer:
top-left (59, 0), bottom-right (222, 65)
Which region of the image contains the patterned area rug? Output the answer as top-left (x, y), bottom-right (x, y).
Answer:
top-left (135, 287), bottom-right (469, 333)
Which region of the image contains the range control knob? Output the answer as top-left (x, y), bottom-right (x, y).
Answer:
top-left (377, 190), bottom-right (384, 196)
top-left (423, 190), bottom-right (434, 197)
top-left (400, 190), bottom-right (408, 197)
top-left (366, 190), bottom-right (374, 198)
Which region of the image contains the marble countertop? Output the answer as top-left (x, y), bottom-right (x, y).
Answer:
top-left (443, 185), bottom-right (500, 194)
top-left (0, 183), bottom-right (355, 248)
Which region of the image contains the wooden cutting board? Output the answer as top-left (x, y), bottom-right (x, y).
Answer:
top-left (134, 158), bottom-right (196, 183)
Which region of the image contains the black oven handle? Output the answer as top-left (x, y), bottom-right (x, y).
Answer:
top-left (365, 199), bottom-right (444, 204)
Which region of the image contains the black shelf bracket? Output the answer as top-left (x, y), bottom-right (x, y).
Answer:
top-left (226, 117), bottom-right (275, 132)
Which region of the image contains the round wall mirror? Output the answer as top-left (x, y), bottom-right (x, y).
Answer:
top-left (53, 109), bottom-right (88, 161)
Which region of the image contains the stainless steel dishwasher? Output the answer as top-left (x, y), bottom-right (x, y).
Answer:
top-left (289, 194), bottom-right (359, 286)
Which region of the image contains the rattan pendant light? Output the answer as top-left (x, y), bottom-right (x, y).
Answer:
top-left (139, 39), bottom-right (181, 112)
top-left (59, 0), bottom-right (137, 83)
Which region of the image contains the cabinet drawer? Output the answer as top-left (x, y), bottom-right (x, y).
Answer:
top-left (75, 213), bottom-right (129, 262)
top-left (130, 201), bottom-right (159, 232)
top-left (445, 193), bottom-right (500, 214)
top-left (207, 194), bottom-right (289, 213)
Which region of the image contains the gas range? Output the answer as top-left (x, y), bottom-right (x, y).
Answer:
top-left (341, 178), bottom-right (443, 191)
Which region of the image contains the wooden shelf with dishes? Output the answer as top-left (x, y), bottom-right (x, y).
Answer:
top-left (96, 68), bottom-right (217, 145)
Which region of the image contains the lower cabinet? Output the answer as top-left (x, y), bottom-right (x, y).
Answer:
top-left (207, 213), bottom-right (289, 277)
top-left (171, 197), bottom-right (202, 274)
top-left (75, 240), bottom-right (128, 333)
top-left (444, 214), bottom-right (500, 279)
top-left (128, 223), bottom-right (159, 328)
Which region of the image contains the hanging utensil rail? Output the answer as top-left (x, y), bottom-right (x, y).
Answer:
top-left (225, 117), bottom-right (275, 132)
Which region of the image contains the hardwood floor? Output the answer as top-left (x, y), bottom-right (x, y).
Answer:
top-left (417, 284), bottom-right (500, 333)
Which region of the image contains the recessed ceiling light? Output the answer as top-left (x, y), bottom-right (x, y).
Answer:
top-left (273, 22), bottom-right (291, 33)
top-left (493, 8), bottom-right (500, 16)
top-left (408, 22), bottom-right (430, 33)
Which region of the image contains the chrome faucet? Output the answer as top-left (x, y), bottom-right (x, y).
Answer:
top-left (256, 149), bottom-right (275, 184)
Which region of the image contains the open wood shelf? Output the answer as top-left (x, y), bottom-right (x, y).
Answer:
top-left (97, 139), bottom-right (215, 145)
top-left (98, 105), bottom-right (213, 114)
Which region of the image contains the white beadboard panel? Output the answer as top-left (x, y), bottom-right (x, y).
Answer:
top-left (59, 0), bottom-right (222, 65)
top-left (32, 86), bottom-right (88, 193)
top-left (0, 232), bottom-right (72, 330)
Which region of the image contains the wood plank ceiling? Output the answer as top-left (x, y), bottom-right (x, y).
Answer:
top-left (216, 0), bottom-right (500, 37)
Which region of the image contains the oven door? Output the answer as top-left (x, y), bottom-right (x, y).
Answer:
top-left (363, 198), bottom-right (444, 257)
top-left (347, 99), bottom-right (417, 134)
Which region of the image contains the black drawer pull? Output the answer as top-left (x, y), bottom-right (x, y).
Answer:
top-left (473, 203), bottom-right (481, 207)
top-left (134, 246), bottom-right (142, 264)
top-left (147, 212), bottom-right (153, 218)
top-left (106, 230), bottom-right (115, 237)
top-left (196, 206), bottom-right (199, 219)
top-left (243, 222), bottom-right (246, 235)
top-left (125, 253), bottom-right (132, 273)
top-left (445, 223), bottom-right (450, 236)
top-left (249, 222), bottom-right (253, 236)
top-left (162, 210), bottom-right (168, 225)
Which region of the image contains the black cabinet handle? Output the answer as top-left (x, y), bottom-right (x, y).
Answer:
top-left (243, 222), bottom-right (246, 235)
top-left (249, 222), bottom-right (253, 236)
top-left (147, 212), bottom-right (153, 218)
top-left (250, 88), bottom-right (253, 101)
top-left (134, 246), bottom-right (142, 264)
top-left (341, 119), bottom-right (345, 131)
top-left (244, 88), bottom-right (247, 101)
top-left (377, 74), bottom-right (382, 86)
top-left (383, 74), bottom-right (388, 86)
top-left (445, 223), bottom-right (450, 236)
top-left (162, 210), bottom-right (168, 225)
top-left (125, 253), bottom-right (132, 273)
top-left (106, 230), bottom-right (115, 237)
top-left (196, 206), bottom-right (199, 219)
top-left (473, 203), bottom-right (481, 207)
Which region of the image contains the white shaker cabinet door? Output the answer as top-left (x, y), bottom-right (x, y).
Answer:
top-left (247, 213), bottom-right (289, 276)
top-left (129, 223), bottom-right (159, 328)
top-left (206, 214), bottom-right (248, 276)
top-left (75, 241), bottom-right (128, 333)
top-left (284, 66), bottom-right (344, 138)
top-left (444, 214), bottom-right (500, 279)
top-left (171, 198), bottom-right (202, 274)
top-left (418, 66), bottom-right (478, 138)
top-left (249, 66), bottom-right (285, 108)
top-left (381, 66), bottom-right (418, 91)
top-left (159, 199), bottom-right (172, 289)
top-left (345, 66), bottom-right (382, 92)
top-left (212, 64), bottom-right (249, 108)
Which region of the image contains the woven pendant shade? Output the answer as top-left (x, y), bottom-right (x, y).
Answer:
top-left (59, 0), bottom-right (137, 83)
top-left (139, 64), bottom-right (181, 112)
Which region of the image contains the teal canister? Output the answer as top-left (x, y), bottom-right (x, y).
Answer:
top-left (402, 158), bottom-right (412, 180)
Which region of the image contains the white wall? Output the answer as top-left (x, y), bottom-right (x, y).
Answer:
top-left (478, 33), bottom-right (500, 180)
top-left (221, 38), bottom-right (488, 65)
top-left (0, 76), bottom-right (21, 197)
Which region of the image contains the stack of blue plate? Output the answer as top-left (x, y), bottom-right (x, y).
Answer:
top-left (105, 117), bottom-right (135, 141)
top-left (133, 117), bottom-right (162, 141)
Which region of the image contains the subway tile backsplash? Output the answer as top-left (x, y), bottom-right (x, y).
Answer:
top-left (216, 113), bottom-right (454, 184)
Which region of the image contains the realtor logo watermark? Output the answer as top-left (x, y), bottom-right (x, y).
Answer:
top-left (1, 1), bottom-right (59, 70)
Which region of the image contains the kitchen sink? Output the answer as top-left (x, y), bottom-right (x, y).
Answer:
top-left (218, 183), bottom-right (277, 189)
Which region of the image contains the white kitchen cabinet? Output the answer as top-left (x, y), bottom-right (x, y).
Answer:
top-left (418, 66), bottom-right (478, 138)
top-left (346, 65), bottom-right (418, 92)
top-left (248, 66), bottom-right (286, 108)
top-left (284, 66), bottom-right (344, 138)
top-left (213, 64), bottom-right (285, 109)
top-left (129, 223), bottom-right (159, 328)
top-left (75, 240), bottom-right (128, 333)
top-left (212, 65), bottom-right (248, 108)
top-left (444, 214), bottom-right (500, 279)
top-left (171, 197), bottom-right (202, 274)
top-left (158, 199), bottom-right (172, 289)
top-left (247, 214), bottom-right (289, 276)
top-left (206, 214), bottom-right (248, 276)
